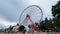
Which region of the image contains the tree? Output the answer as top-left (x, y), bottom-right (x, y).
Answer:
top-left (45, 18), bottom-right (48, 27)
top-left (52, 1), bottom-right (60, 17)
top-left (28, 25), bottom-right (31, 28)
top-left (52, 0), bottom-right (60, 31)
top-left (40, 21), bottom-right (46, 32)
top-left (9, 26), bottom-right (13, 31)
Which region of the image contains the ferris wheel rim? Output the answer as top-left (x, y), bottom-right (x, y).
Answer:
top-left (19, 5), bottom-right (43, 24)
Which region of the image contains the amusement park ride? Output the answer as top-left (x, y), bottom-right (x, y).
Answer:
top-left (12, 5), bottom-right (43, 32)
top-left (22, 14), bottom-right (40, 32)
top-left (19, 5), bottom-right (43, 32)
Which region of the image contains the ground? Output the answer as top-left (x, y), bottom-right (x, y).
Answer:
top-left (0, 32), bottom-right (60, 34)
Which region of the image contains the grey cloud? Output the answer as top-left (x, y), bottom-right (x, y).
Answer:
top-left (0, 0), bottom-right (59, 22)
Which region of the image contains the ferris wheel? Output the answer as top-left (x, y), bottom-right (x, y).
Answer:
top-left (19, 5), bottom-right (43, 25)
top-left (18, 5), bottom-right (43, 32)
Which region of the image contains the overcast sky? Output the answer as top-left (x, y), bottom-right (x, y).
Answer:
top-left (0, 0), bottom-right (59, 29)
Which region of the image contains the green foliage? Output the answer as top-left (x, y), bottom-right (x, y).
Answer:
top-left (52, 1), bottom-right (60, 17)
top-left (37, 0), bottom-right (60, 32)
top-left (28, 25), bottom-right (31, 28)
top-left (9, 26), bottom-right (13, 31)
top-left (38, 18), bottom-right (54, 32)
top-left (52, 0), bottom-right (60, 31)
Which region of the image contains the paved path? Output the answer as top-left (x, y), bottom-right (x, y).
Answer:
top-left (0, 32), bottom-right (60, 34)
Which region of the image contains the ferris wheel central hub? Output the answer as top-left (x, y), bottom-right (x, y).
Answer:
top-left (26, 14), bottom-right (30, 18)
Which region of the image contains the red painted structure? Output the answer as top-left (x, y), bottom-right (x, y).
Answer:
top-left (22, 14), bottom-right (40, 32)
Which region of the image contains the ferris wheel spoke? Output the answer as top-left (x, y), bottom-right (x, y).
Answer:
top-left (19, 5), bottom-right (43, 26)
